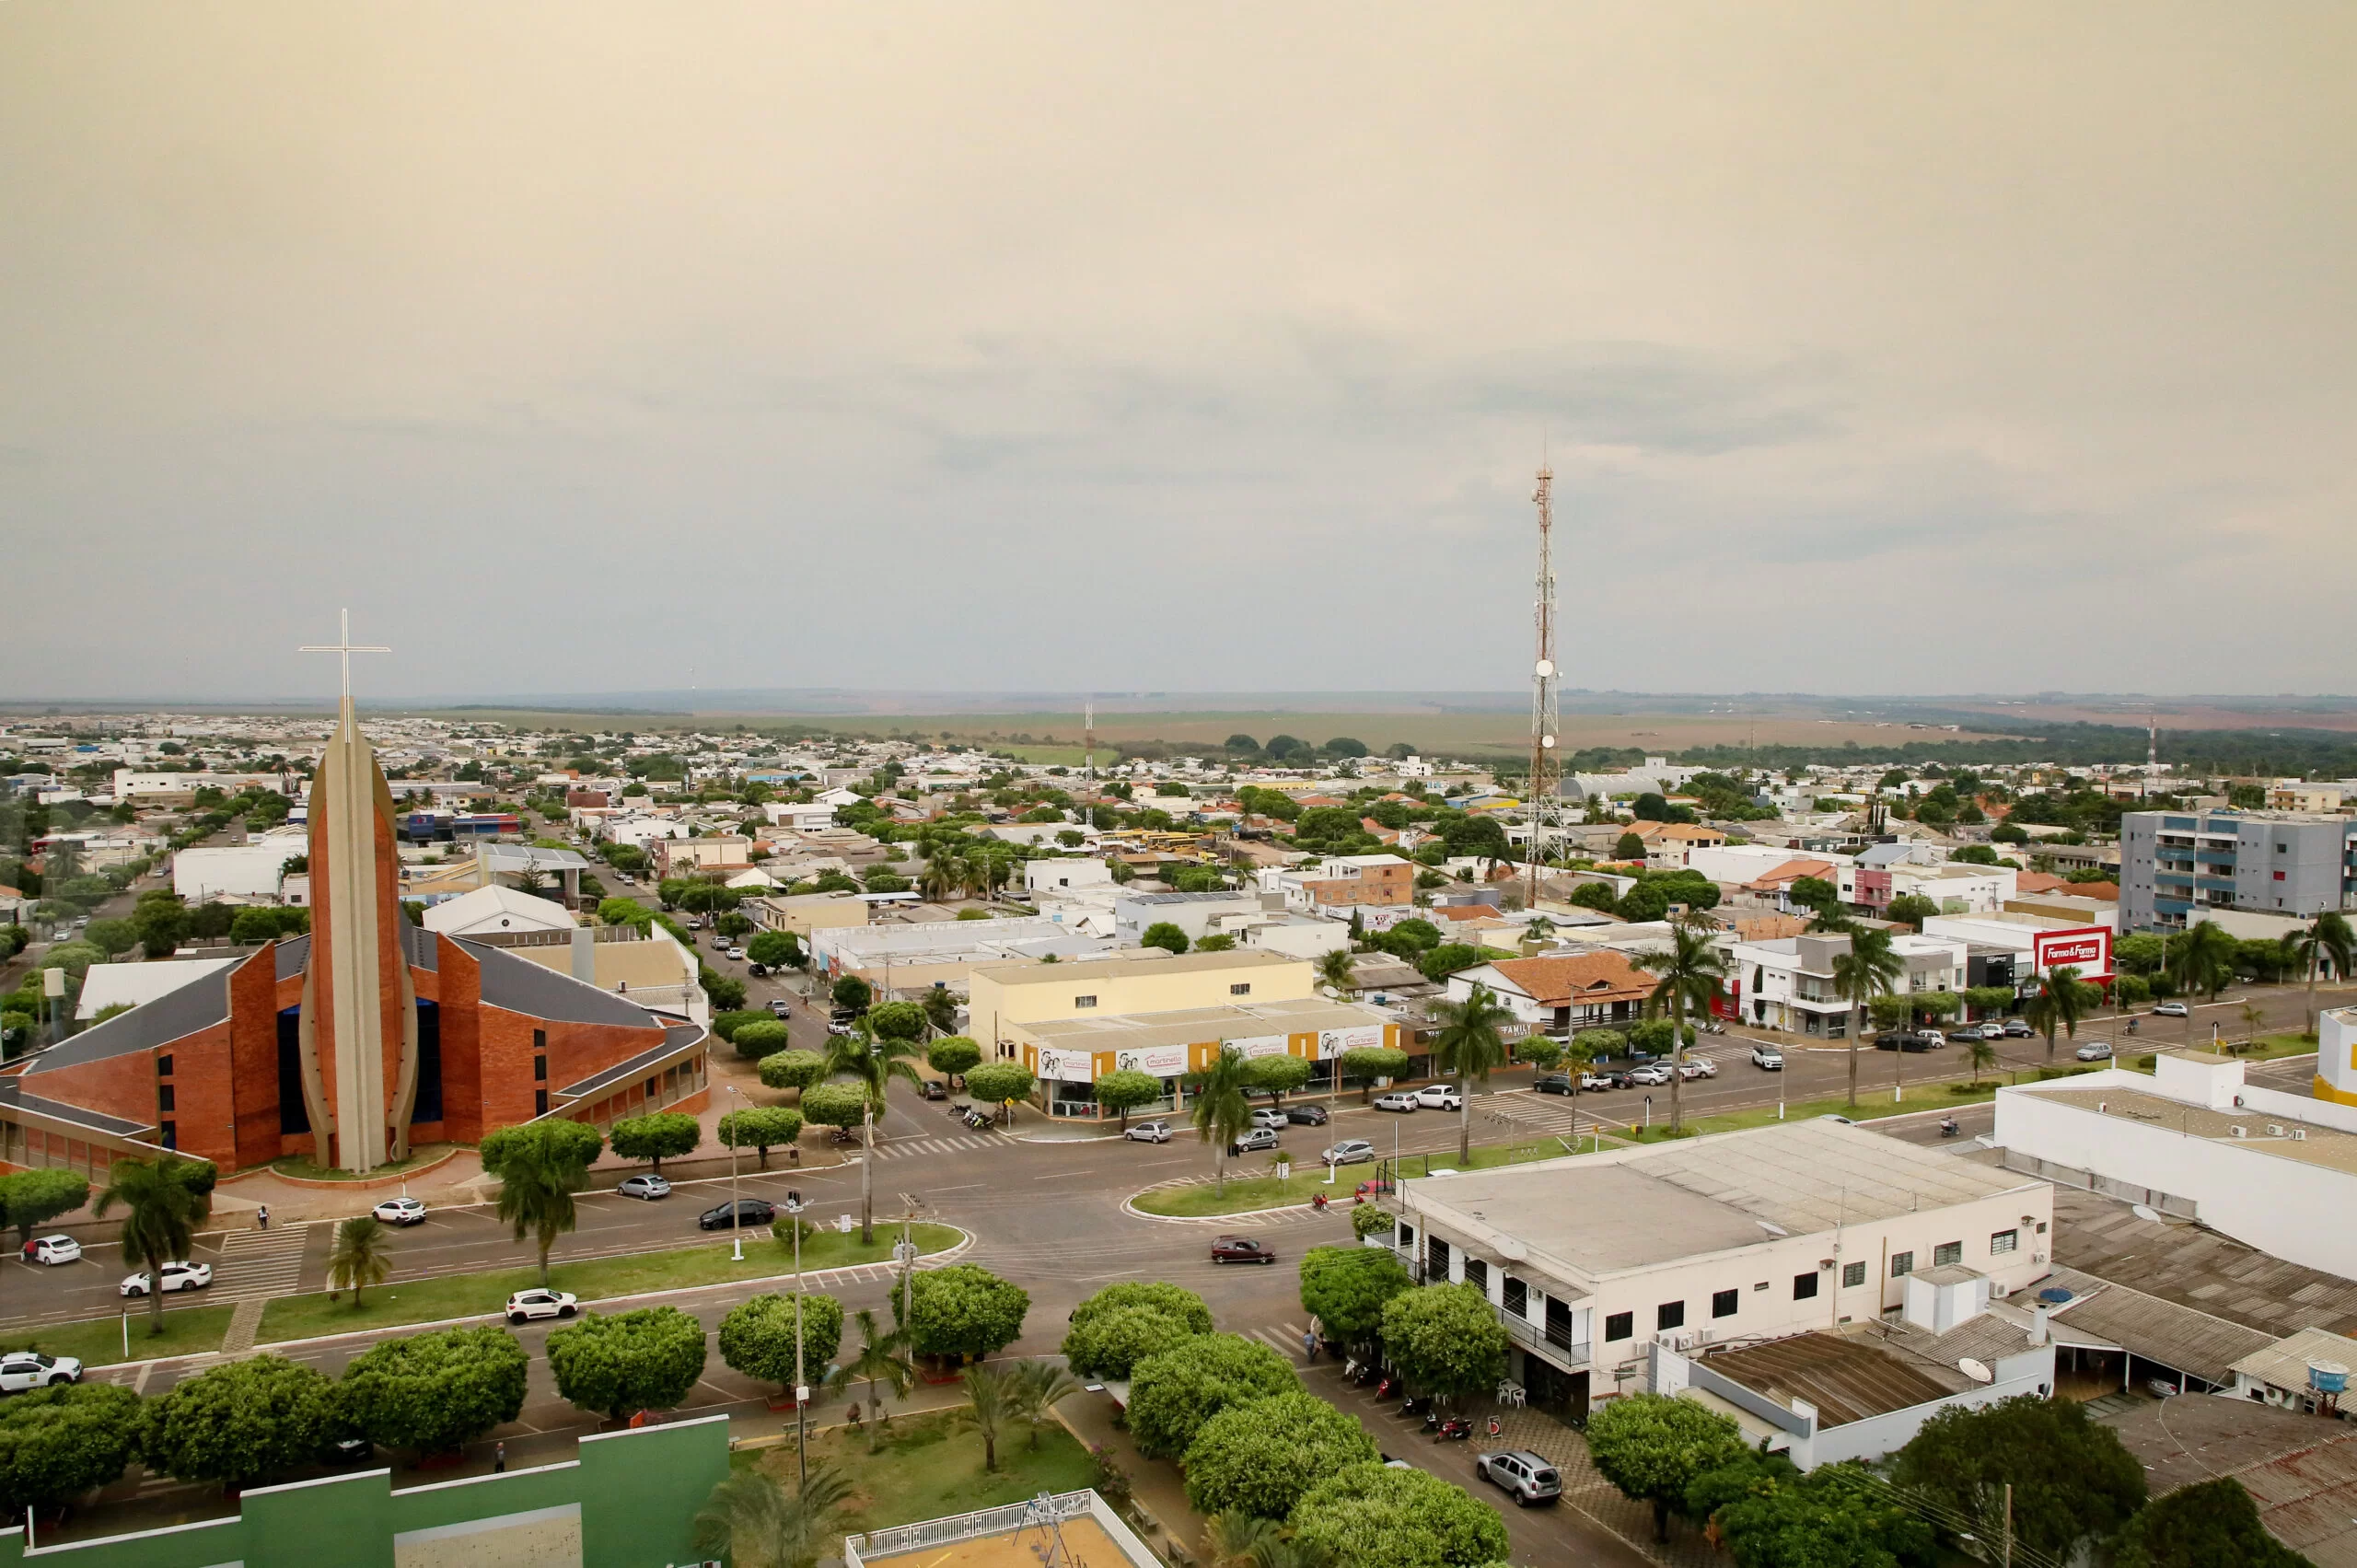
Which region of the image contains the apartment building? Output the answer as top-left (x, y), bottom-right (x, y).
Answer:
top-left (1261, 854), bottom-right (1415, 912)
top-left (967, 948), bottom-right (1315, 1056)
top-left (2119, 808), bottom-right (2357, 932)
top-left (1388, 1120), bottom-right (2052, 1418)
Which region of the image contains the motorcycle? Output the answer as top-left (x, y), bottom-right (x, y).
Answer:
top-left (1434, 1416), bottom-right (1474, 1442)
top-left (2127, 1017), bottom-right (2140, 1036)
top-left (964, 1110), bottom-right (993, 1130)
top-left (1939, 1118), bottom-right (1961, 1139)
top-left (1350, 1362), bottom-right (1380, 1388)
top-left (829, 1126), bottom-right (861, 1146)
top-left (1311, 1193), bottom-right (1330, 1213)
top-left (1374, 1375), bottom-right (1399, 1400)
top-left (1399, 1395), bottom-right (1433, 1421)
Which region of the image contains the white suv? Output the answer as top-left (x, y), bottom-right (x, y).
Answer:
top-left (1414, 1084), bottom-right (1463, 1110)
top-left (505, 1288), bottom-right (579, 1324)
top-left (0, 1351), bottom-right (83, 1392)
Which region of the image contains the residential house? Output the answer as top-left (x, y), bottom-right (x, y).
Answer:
top-left (1441, 951), bottom-right (1654, 1034)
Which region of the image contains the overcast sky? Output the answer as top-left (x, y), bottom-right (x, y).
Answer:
top-left (4, 3), bottom-right (2351, 703)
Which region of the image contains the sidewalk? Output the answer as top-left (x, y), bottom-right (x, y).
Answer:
top-left (1056, 1389), bottom-right (1207, 1566)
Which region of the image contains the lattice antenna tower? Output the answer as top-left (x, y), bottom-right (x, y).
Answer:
top-left (1527, 462), bottom-right (1560, 906)
top-left (1084, 699), bottom-right (1095, 780)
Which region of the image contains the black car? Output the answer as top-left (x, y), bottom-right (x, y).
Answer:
top-left (1534, 1074), bottom-right (1576, 1097)
top-left (920, 1079), bottom-right (948, 1100)
top-left (1284, 1103), bottom-right (1330, 1125)
top-left (698, 1199), bottom-right (776, 1231)
top-left (1875, 1033), bottom-right (1937, 1053)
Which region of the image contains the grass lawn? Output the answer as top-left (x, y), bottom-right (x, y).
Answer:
top-left (746, 1406), bottom-right (1097, 1539)
top-left (257, 1222), bottom-right (962, 1343)
top-left (270, 1144), bottom-right (454, 1182)
top-left (2231, 1032), bottom-right (2321, 1063)
top-left (1, 1305), bottom-right (232, 1367)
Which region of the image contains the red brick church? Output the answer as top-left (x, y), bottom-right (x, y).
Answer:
top-left (0, 662), bottom-right (709, 1178)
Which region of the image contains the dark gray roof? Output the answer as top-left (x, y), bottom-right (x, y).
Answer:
top-left (16, 958), bottom-right (238, 1074)
top-left (403, 921), bottom-right (438, 971)
top-left (458, 938), bottom-right (660, 1028)
top-left (0, 1080), bottom-right (153, 1138)
top-left (275, 935), bottom-right (311, 980)
top-left (557, 1025), bottom-right (705, 1098)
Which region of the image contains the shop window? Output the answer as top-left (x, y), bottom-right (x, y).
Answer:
top-left (1605, 1311), bottom-right (1632, 1342)
top-left (1794, 1272), bottom-right (1818, 1300)
top-left (1713, 1288), bottom-right (1738, 1318)
top-left (1657, 1300), bottom-right (1685, 1331)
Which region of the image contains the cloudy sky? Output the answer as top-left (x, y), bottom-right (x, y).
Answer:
top-left (3, 2), bottom-right (2350, 703)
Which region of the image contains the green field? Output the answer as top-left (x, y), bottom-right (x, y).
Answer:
top-left (1, 1306), bottom-right (233, 1368)
top-left (256, 1224), bottom-right (962, 1343)
top-left (747, 1405), bottom-right (1097, 1540)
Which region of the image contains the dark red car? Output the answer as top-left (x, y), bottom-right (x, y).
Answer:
top-left (1211, 1236), bottom-right (1279, 1265)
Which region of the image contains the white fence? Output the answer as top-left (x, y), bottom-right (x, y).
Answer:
top-left (843, 1490), bottom-right (1155, 1567)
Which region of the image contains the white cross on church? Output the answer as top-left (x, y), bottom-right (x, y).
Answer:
top-left (299, 609), bottom-right (391, 698)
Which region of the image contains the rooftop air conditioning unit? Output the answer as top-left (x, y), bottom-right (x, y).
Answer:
top-left (2230, 1125), bottom-right (2248, 1138)
top-left (2269, 1124), bottom-right (2287, 1137)
top-left (2295, 1129), bottom-right (2309, 1141)
top-left (2032, 1251), bottom-right (2048, 1264)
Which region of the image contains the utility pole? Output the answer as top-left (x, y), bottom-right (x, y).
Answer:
top-left (2000, 1481), bottom-right (2014, 1568)
top-left (1526, 461), bottom-right (1559, 910)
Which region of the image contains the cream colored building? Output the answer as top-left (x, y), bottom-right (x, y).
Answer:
top-left (746, 889), bottom-right (872, 939)
top-left (968, 948), bottom-right (1315, 1054)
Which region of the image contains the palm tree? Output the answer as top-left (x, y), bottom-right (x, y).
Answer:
top-left (1315, 948), bottom-right (1356, 994)
top-left (2025, 964), bottom-right (2089, 1061)
top-left (2168, 920), bottom-right (2238, 1044)
top-left (2240, 1001), bottom-right (2268, 1054)
top-left (1830, 928), bottom-right (1904, 1111)
top-left (691, 1462), bottom-right (853, 1568)
top-left (1204, 1512), bottom-right (1287, 1567)
top-left (827, 1308), bottom-right (914, 1453)
top-left (96, 1155), bottom-right (212, 1336)
top-left (493, 1142), bottom-right (586, 1288)
top-left (919, 854), bottom-right (960, 904)
top-left (1426, 985), bottom-right (1515, 1162)
top-left (327, 1214), bottom-right (391, 1307)
top-left (1187, 1045), bottom-right (1253, 1197)
top-left (825, 1026), bottom-right (927, 1243)
top-left (1249, 1538), bottom-right (1335, 1568)
top-left (1965, 1035), bottom-right (1999, 1086)
top-left (2283, 912), bottom-right (2356, 1039)
top-left (963, 1362), bottom-right (1019, 1472)
top-left (1633, 917), bottom-right (1729, 1134)
top-left (1006, 1359), bottom-right (1083, 1449)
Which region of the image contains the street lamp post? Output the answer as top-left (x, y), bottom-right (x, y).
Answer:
top-left (784, 1190), bottom-right (807, 1488)
top-left (726, 1084), bottom-right (745, 1261)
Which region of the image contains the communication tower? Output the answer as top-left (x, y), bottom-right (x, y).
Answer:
top-left (1527, 464), bottom-right (1559, 905)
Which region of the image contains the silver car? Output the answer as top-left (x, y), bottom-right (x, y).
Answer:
top-left (1320, 1139), bottom-right (1376, 1166)
top-left (1125, 1120), bottom-right (1173, 1144)
top-left (1476, 1449), bottom-right (1562, 1506)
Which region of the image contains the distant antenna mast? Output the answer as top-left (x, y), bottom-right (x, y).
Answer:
top-left (1084, 699), bottom-right (1095, 780)
top-left (2121, 703), bottom-right (2158, 787)
top-left (1527, 462), bottom-right (1559, 906)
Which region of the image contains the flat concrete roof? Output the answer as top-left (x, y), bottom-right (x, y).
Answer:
top-left (973, 948), bottom-right (1303, 986)
top-left (2033, 1086), bottom-right (2357, 1177)
top-left (1020, 997), bottom-right (1392, 1054)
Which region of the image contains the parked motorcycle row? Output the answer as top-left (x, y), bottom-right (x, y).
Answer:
top-left (1345, 1359), bottom-right (1478, 1442)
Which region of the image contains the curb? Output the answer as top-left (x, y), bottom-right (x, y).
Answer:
top-left (75, 1227), bottom-right (977, 1373)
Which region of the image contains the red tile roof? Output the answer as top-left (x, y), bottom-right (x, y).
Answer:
top-left (1480, 951), bottom-right (1655, 1007)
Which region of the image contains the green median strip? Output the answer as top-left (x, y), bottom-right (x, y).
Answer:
top-left (1, 1305), bottom-right (235, 1368)
top-left (257, 1223), bottom-right (963, 1343)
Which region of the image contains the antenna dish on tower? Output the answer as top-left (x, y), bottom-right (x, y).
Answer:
top-left (1526, 464), bottom-right (1559, 906)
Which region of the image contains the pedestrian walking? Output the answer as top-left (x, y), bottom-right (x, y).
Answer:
top-left (257, 1204), bottom-right (268, 1230)
top-left (493, 1441), bottom-right (506, 1473)
top-left (1303, 1329), bottom-right (1317, 1362)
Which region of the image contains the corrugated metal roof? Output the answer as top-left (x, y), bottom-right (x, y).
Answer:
top-left (2045, 1265), bottom-right (2277, 1386)
top-left (1700, 1332), bottom-right (1959, 1427)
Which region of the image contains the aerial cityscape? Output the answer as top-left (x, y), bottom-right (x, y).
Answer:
top-left (3, 6), bottom-right (2351, 1568)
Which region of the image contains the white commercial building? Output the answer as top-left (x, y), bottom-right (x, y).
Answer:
top-left (1993, 1046), bottom-right (2357, 1280)
top-left (1727, 930), bottom-right (1967, 1038)
top-left (171, 833), bottom-right (308, 903)
top-left (1113, 890), bottom-right (1263, 946)
top-left (1389, 1119), bottom-right (2053, 1417)
top-left (1025, 858), bottom-right (1113, 894)
top-left (1922, 913), bottom-right (2113, 985)
top-left (421, 884), bottom-right (578, 939)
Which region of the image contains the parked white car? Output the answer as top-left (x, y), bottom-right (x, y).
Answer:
top-left (1414, 1084), bottom-right (1463, 1110)
top-left (372, 1196), bottom-right (427, 1225)
top-left (1125, 1120), bottom-right (1173, 1144)
top-left (120, 1260), bottom-right (213, 1297)
top-left (505, 1288), bottom-right (579, 1324)
top-left (1373, 1091), bottom-right (1420, 1113)
top-left (21, 1236), bottom-right (80, 1266)
top-left (1675, 1057), bottom-right (1718, 1080)
top-left (0, 1351), bottom-right (82, 1392)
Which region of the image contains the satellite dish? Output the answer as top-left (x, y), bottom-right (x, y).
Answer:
top-left (2132, 1204), bottom-right (2161, 1223)
top-left (1535, 659), bottom-right (1556, 678)
top-left (1958, 1358), bottom-right (1993, 1385)
top-left (1541, 735), bottom-right (1557, 749)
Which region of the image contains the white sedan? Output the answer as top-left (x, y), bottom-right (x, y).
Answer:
top-left (372, 1197), bottom-right (427, 1225)
top-left (505, 1288), bottom-right (579, 1325)
top-left (1414, 1085), bottom-right (1463, 1110)
top-left (1675, 1057), bottom-right (1718, 1080)
top-left (22, 1236), bottom-right (80, 1266)
top-left (120, 1260), bottom-right (213, 1297)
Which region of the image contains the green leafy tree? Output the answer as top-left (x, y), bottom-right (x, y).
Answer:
top-left (718, 1291), bottom-right (845, 1400)
top-left (1379, 1283), bottom-right (1507, 1404)
top-left (2114, 1476), bottom-right (2307, 1568)
top-left (926, 1034), bottom-right (983, 1086)
top-left (1062, 1303), bottom-right (1202, 1380)
top-left (716, 1106), bottom-right (804, 1167)
top-left (1243, 1051), bottom-right (1312, 1107)
top-left (1613, 831), bottom-right (1647, 861)
top-left (141, 1353), bottom-right (336, 1490)
top-left (96, 1154), bottom-right (212, 1336)
top-left (610, 1110), bottom-right (702, 1171)
top-left (1316, 949), bottom-right (1357, 992)
top-left (132, 897), bottom-right (190, 958)
top-left (745, 929), bottom-right (801, 970)
top-left (82, 916), bottom-right (138, 958)
top-left (1350, 1202), bottom-right (1394, 1240)
top-left (1188, 1045), bottom-right (1254, 1195)
top-left (1418, 943), bottom-right (1484, 983)
top-left (921, 986), bottom-right (959, 1034)
top-left (1832, 927), bottom-right (1904, 1109)
top-left (2168, 919), bottom-right (2238, 1005)
top-left (2025, 963), bottom-right (2090, 1062)
top-left (1708, 1458), bottom-right (1937, 1568)
top-left (1288, 1460), bottom-right (1511, 1568)
top-left (326, 1214), bottom-right (391, 1306)
top-left (1071, 1280), bottom-right (1216, 1337)
top-left (338, 1325), bottom-right (528, 1458)
top-left (1090, 1067), bottom-right (1164, 1130)
top-left (729, 1019), bottom-right (790, 1063)
top-left (1785, 877), bottom-right (1840, 917)
top-left (2282, 911), bottom-right (2356, 1038)
top-left (691, 1462), bottom-right (853, 1568)
top-left (1633, 917), bottom-right (1728, 1134)
top-left (1298, 1244), bottom-right (1410, 1348)
top-left (1141, 921), bottom-right (1190, 955)
top-left (759, 1049), bottom-right (829, 1093)
top-left (1884, 893), bottom-right (1939, 931)
top-left (865, 1000), bottom-right (928, 1041)
top-left (0, 1167), bottom-right (89, 1249)
top-left (1586, 1391), bottom-right (1748, 1541)
top-left (0, 1381), bottom-right (144, 1516)
top-left (1338, 1046), bottom-right (1410, 1104)
top-left (830, 974), bottom-right (874, 1014)
top-left (1126, 1332), bottom-right (1299, 1459)
top-left (1891, 1394), bottom-right (2145, 1562)
top-left (1426, 985), bottom-right (1514, 1161)
top-left (482, 1119), bottom-right (604, 1287)
top-left (906, 1263), bottom-right (1029, 1365)
top-left (1517, 1035), bottom-right (1563, 1070)
top-left (797, 1081), bottom-right (870, 1130)
top-left (546, 1307), bottom-right (709, 1422)
top-left (711, 1008), bottom-right (772, 1043)
top-left (963, 1061), bottom-right (1036, 1122)
top-left (1184, 1391), bottom-right (1379, 1520)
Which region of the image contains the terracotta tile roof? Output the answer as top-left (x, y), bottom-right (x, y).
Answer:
top-left (1747, 857), bottom-right (1837, 889)
top-left (2014, 871), bottom-right (2071, 894)
top-left (1480, 950), bottom-right (1654, 1007)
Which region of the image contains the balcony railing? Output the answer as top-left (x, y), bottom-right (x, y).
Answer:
top-left (1496, 1307), bottom-right (1589, 1369)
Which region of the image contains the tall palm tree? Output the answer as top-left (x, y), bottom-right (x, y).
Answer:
top-left (1188, 1045), bottom-right (1253, 1196)
top-left (825, 1026), bottom-right (927, 1242)
top-left (493, 1142), bottom-right (586, 1287)
top-left (963, 1362), bottom-right (1019, 1472)
top-left (1830, 928), bottom-right (1903, 1111)
top-left (1315, 948), bottom-right (1356, 994)
top-left (1965, 1035), bottom-right (1999, 1087)
top-left (918, 854), bottom-right (960, 904)
top-left (691, 1462), bottom-right (853, 1568)
top-left (96, 1155), bottom-right (212, 1336)
top-left (2283, 912), bottom-right (2356, 1039)
top-left (1634, 918), bottom-right (1729, 1134)
top-left (1007, 1359), bottom-right (1083, 1450)
top-left (327, 1214), bottom-right (390, 1307)
top-left (827, 1308), bottom-right (914, 1453)
top-left (1427, 985), bottom-right (1515, 1162)
top-left (2168, 920), bottom-right (2238, 1045)
top-left (2025, 964), bottom-right (2089, 1061)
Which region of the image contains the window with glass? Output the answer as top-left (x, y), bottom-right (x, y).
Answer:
top-left (1842, 1261), bottom-right (1866, 1288)
top-left (1794, 1271), bottom-right (1818, 1300)
top-left (1605, 1310), bottom-right (1632, 1342)
top-left (1503, 1276), bottom-right (1528, 1318)
top-left (1990, 1230), bottom-right (2018, 1255)
top-left (1933, 1241), bottom-right (1963, 1267)
top-left (1712, 1288), bottom-right (1737, 1318)
top-left (1657, 1300), bottom-right (1685, 1331)
top-left (1891, 1251), bottom-right (1915, 1278)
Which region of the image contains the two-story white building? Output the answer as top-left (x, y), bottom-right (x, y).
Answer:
top-left (1726, 930), bottom-right (1968, 1037)
top-left (1387, 1119), bottom-right (2053, 1420)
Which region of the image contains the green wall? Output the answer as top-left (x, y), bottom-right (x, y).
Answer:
top-left (0, 1415), bottom-right (731, 1568)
